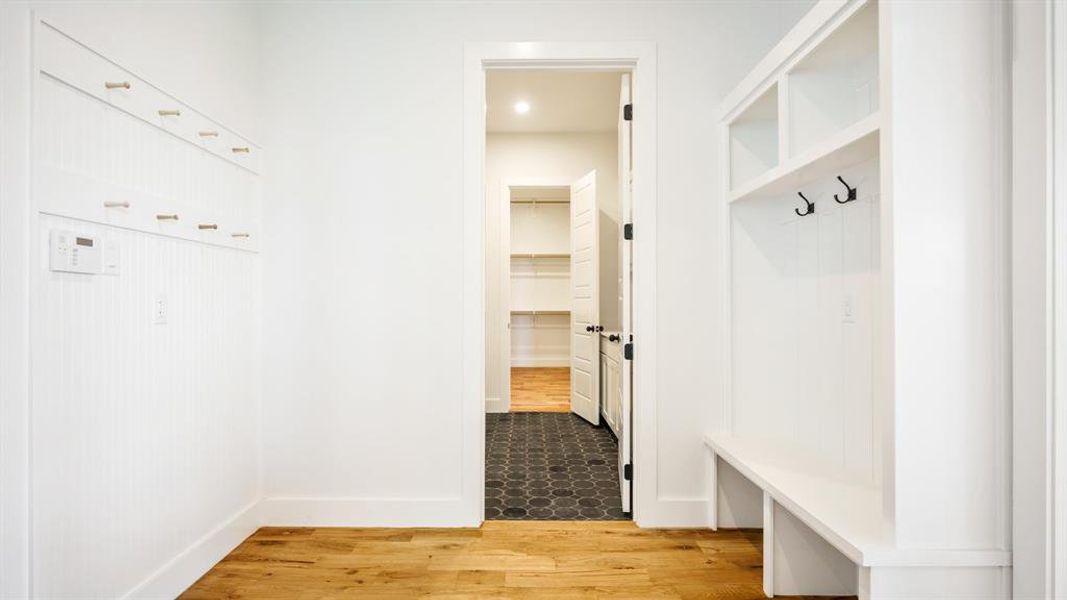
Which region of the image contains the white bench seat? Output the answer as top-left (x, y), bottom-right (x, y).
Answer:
top-left (704, 433), bottom-right (1011, 569)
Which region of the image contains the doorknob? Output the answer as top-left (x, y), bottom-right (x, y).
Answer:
top-left (596, 325), bottom-right (604, 332)
top-left (608, 334), bottom-right (620, 342)
top-left (585, 325), bottom-right (595, 332)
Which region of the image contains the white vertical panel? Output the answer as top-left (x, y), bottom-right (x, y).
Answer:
top-left (883, 0), bottom-right (1009, 549)
top-left (731, 158), bottom-right (879, 484)
top-left (31, 24), bottom-right (262, 597)
top-left (32, 216), bottom-right (261, 598)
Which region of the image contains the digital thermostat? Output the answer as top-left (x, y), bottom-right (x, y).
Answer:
top-left (49, 229), bottom-right (117, 275)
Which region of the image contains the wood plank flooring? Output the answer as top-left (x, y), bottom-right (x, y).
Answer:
top-left (510, 367), bottom-right (570, 413)
top-left (181, 521), bottom-right (855, 599)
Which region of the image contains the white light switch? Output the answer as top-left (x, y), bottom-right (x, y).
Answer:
top-left (154, 295), bottom-right (168, 325)
top-left (101, 240), bottom-right (120, 275)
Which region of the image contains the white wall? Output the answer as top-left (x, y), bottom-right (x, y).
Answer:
top-left (259, 0), bottom-right (813, 527)
top-left (1011, 0), bottom-right (1052, 595)
top-left (1, 3), bottom-right (262, 597)
top-left (487, 133), bottom-right (619, 388)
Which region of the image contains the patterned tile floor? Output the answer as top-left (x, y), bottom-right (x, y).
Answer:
top-left (485, 412), bottom-right (627, 521)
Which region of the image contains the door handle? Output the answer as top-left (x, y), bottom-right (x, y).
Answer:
top-left (586, 325), bottom-right (595, 332)
top-left (608, 334), bottom-right (620, 342)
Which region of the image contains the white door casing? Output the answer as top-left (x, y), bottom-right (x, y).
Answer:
top-left (570, 170), bottom-right (600, 425)
top-left (618, 73), bottom-right (634, 513)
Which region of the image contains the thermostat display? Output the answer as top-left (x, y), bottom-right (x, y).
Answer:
top-left (50, 229), bottom-right (102, 274)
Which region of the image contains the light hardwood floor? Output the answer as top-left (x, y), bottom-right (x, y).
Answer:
top-left (510, 367), bottom-right (570, 413)
top-left (181, 521), bottom-right (854, 599)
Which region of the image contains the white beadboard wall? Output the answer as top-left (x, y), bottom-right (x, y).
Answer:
top-left (32, 217), bottom-right (261, 598)
top-left (24, 10), bottom-right (263, 598)
top-left (730, 158), bottom-right (880, 485)
top-left (36, 75), bottom-right (261, 227)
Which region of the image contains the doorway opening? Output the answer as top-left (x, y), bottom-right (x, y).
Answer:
top-left (483, 69), bottom-right (633, 521)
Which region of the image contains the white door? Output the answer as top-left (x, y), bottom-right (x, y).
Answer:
top-left (618, 73), bottom-right (634, 513)
top-left (570, 170), bottom-right (600, 425)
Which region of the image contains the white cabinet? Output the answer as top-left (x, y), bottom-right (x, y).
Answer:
top-left (599, 332), bottom-right (623, 437)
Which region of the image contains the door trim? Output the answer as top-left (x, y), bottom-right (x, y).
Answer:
top-left (464, 42), bottom-right (657, 525)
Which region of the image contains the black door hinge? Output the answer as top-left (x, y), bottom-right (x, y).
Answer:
top-left (624, 343), bottom-right (633, 360)
top-left (623, 463), bottom-right (633, 481)
top-left (623, 223), bottom-right (633, 240)
top-left (623, 104), bottom-right (633, 121)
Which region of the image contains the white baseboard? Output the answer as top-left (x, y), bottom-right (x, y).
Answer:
top-left (485, 396), bottom-right (507, 413)
top-left (259, 496), bottom-right (476, 527)
top-left (122, 498), bottom-right (261, 599)
top-left (511, 356), bottom-right (569, 367)
top-left (636, 497), bottom-right (712, 528)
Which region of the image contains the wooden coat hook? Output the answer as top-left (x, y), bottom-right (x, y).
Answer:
top-left (834, 176), bottom-right (857, 204)
top-left (795, 192), bottom-right (815, 217)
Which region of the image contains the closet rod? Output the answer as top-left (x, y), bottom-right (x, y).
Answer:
top-left (510, 198), bottom-right (569, 204)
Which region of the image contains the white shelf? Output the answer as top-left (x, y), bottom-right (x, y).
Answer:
top-left (705, 433), bottom-right (1011, 568)
top-left (728, 112), bottom-right (879, 204)
top-left (728, 83), bottom-right (779, 190)
top-left (511, 309), bottom-right (569, 315)
top-left (785, 0), bottom-right (879, 157)
top-left (510, 252), bottom-right (569, 259)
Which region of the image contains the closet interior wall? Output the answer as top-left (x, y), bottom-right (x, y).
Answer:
top-left (510, 190), bottom-right (571, 367)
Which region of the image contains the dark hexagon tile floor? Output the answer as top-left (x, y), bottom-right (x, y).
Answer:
top-left (485, 412), bottom-right (627, 521)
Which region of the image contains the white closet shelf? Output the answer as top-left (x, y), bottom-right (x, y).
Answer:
top-left (510, 252), bottom-right (570, 258)
top-left (511, 309), bottom-right (570, 315)
top-left (704, 432), bottom-right (1012, 568)
top-left (728, 112), bottom-right (880, 204)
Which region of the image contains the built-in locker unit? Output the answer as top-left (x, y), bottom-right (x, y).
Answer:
top-left (509, 187), bottom-right (570, 367)
top-left (707, 0), bottom-right (1012, 598)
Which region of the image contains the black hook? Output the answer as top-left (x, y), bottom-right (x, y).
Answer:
top-left (795, 192), bottom-right (814, 217)
top-left (834, 176), bottom-right (857, 204)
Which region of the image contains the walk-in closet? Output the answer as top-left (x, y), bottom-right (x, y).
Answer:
top-left (509, 186), bottom-right (571, 370)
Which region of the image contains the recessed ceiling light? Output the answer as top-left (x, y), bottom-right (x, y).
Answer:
top-left (514, 101), bottom-right (531, 114)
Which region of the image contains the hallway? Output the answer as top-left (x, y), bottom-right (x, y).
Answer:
top-left (486, 413), bottom-right (624, 520)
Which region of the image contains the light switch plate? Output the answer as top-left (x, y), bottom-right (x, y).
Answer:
top-left (101, 240), bottom-right (120, 275)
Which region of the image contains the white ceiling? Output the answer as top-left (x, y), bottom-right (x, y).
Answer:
top-left (486, 71), bottom-right (622, 134)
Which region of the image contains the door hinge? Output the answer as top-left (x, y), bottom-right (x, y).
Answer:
top-left (623, 104), bottom-right (633, 121)
top-left (623, 463), bottom-right (633, 481)
top-left (623, 223), bottom-right (633, 240)
top-left (624, 343), bottom-right (633, 360)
